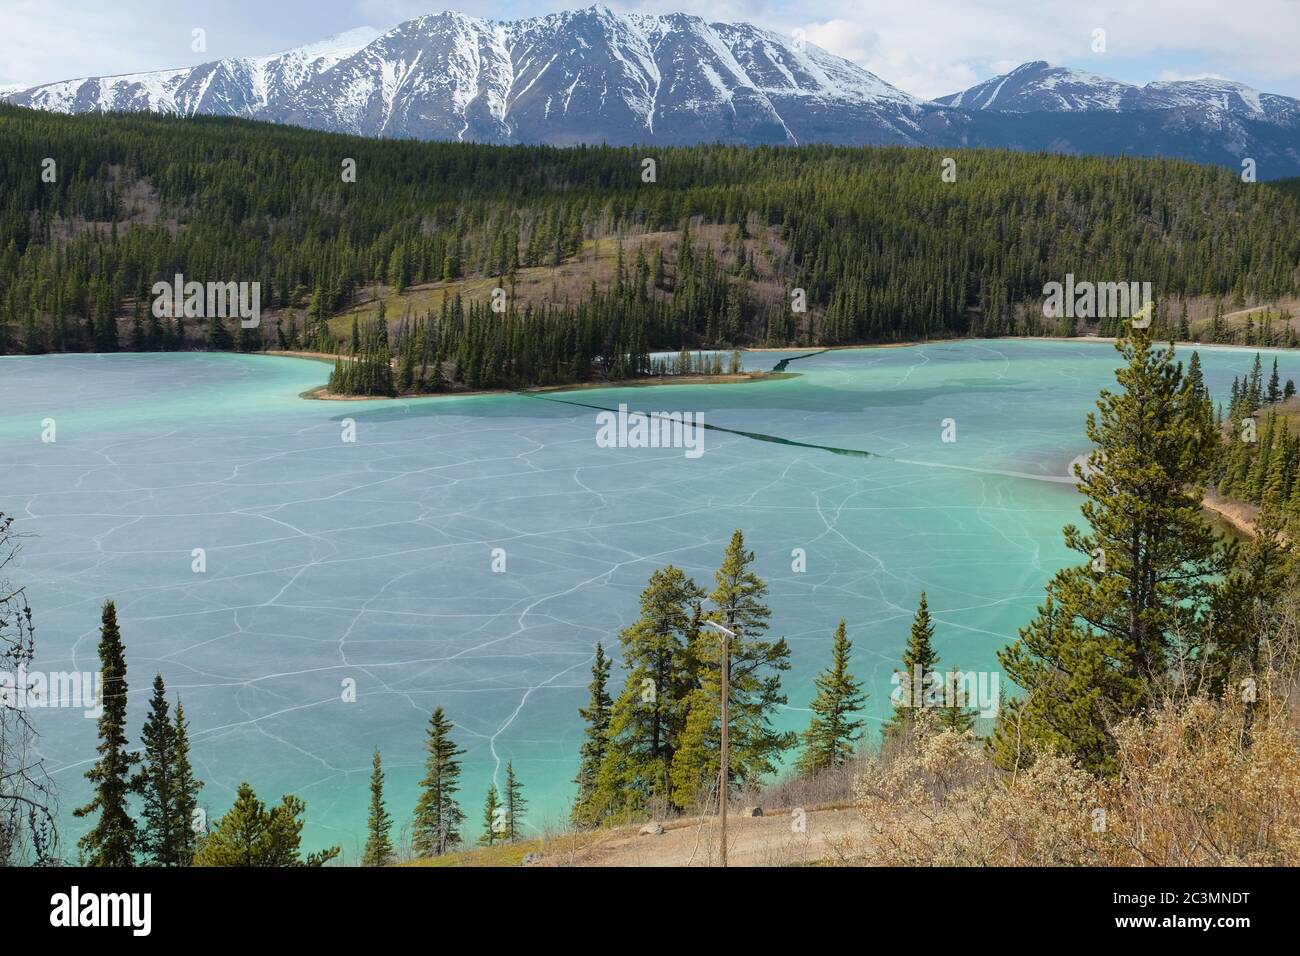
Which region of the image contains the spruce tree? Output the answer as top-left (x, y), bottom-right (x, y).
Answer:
top-left (592, 565), bottom-right (703, 817)
top-left (503, 761), bottom-right (526, 842)
top-left (883, 593), bottom-right (939, 737)
top-left (171, 699), bottom-right (202, 865)
top-left (670, 531), bottom-right (794, 808)
top-left (795, 619), bottom-right (865, 775)
top-left (991, 329), bottom-right (1225, 774)
top-left (133, 674), bottom-right (180, 866)
top-left (74, 600), bottom-right (140, 866)
top-left (361, 748), bottom-right (393, 866)
top-left (412, 707), bottom-right (465, 856)
top-left (935, 668), bottom-right (978, 734)
top-left (571, 643), bottom-right (612, 826)
top-left (479, 784), bottom-right (501, 847)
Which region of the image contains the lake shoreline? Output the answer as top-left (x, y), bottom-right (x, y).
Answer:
top-left (267, 350), bottom-right (786, 402)
top-left (1201, 492), bottom-right (1260, 538)
top-left (268, 333), bottom-right (1296, 403)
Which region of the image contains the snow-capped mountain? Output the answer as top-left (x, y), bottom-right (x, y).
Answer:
top-left (937, 60), bottom-right (1300, 123)
top-left (937, 61), bottom-right (1138, 112)
top-left (4, 7), bottom-right (931, 147)
top-left (5, 8), bottom-right (1300, 175)
top-left (935, 60), bottom-right (1300, 176)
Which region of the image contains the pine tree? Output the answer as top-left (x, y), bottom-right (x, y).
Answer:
top-left (592, 565), bottom-right (703, 817)
top-left (171, 699), bottom-right (202, 865)
top-left (412, 707), bottom-right (465, 856)
top-left (883, 593), bottom-right (940, 737)
top-left (670, 531), bottom-right (794, 808)
top-left (361, 748), bottom-right (393, 866)
top-left (192, 783), bottom-right (340, 866)
top-left (571, 643), bottom-right (612, 826)
top-left (935, 667), bottom-right (978, 734)
top-left (478, 784), bottom-right (501, 847)
top-left (991, 329), bottom-right (1225, 774)
top-left (74, 600), bottom-right (140, 866)
top-left (503, 761), bottom-right (526, 842)
top-left (795, 619), bottom-right (865, 775)
top-left (133, 674), bottom-right (180, 866)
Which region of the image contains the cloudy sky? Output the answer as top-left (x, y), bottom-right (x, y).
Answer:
top-left (2, 0), bottom-right (1298, 100)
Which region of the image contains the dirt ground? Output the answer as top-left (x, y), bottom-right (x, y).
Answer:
top-left (537, 807), bottom-right (864, 867)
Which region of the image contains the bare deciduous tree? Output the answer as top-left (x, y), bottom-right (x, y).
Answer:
top-left (0, 512), bottom-right (58, 865)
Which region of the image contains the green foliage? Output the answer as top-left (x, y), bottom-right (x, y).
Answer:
top-left (571, 642), bottom-right (613, 826)
top-left (5, 104), bottom-right (1299, 371)
top-left (362, 748), bottom-right (393, 866)
top-left (192, 782), bottom-right (340, 866)
top-left (132, 674), bottom-right (195, 866)
top-left (74, 601), bottom-right (140, 866)
top-left (170, 699), bottom-right (202, 865)
top-left (503, 761), bottom-right (526, 843)
top-left (991, 328), bottom-right (1227, 774)
top-left (883, 593), bottom-right (975, 739)
top-left (670, 531), bottom-right (795, 808)
top-left (327, 318), bottom-right (396, 395)
top-left (412, 707), bottom-right (465, 856)
top-left (478, 784), bottom-right (501, 847)
top-left (795, 619), bottom-right (866, 774)
top-left (586, 566), bottom-right (704, 818)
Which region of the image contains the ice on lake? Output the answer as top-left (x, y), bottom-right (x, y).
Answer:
top-left (0, 341), bottom-right (1289, 857)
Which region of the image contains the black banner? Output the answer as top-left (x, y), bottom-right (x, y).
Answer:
top-left (2, 865), bottom-right (1277, 943)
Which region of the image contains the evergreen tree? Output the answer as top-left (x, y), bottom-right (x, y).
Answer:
top-left (503, 761), bottom-right (526, 842)
top-left (74, 600), bottom-right (140, 866)
top-left (132, 674), bottom-right (182, 866)
top-left (478, 784), bottom-right (501, 847)
top-left (883, 593), bottom-right (940, 737)
top-left (591, 565), bottom-right (704, 817)
top-left (935, 667), bottom-right (978, 734)
top-left (991, 329), bottom-right (1225, 774)
top-left (795, 619), bottom-right (866, 774)
top-left (571, 643), bottom-right (612, 826)
top-left (670, 531), bottom-right (794, 807)
top-left (192, 782), bottom-right (340, 866)
top-left (412, 707), bottom-right (465, 856)
top-left (171, 699), bottom-right (202, 865)
top-left (361, 748), bottom-right (393, 866)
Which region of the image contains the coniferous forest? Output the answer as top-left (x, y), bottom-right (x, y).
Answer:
top-left (3, 103), bottom-right (1300, 395)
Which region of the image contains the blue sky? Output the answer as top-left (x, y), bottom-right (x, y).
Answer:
top-left (2, 0), bottom-right (1298, 100)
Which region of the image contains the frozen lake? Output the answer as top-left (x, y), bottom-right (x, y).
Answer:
top-left (0, 341), bottom-right (1290, 858)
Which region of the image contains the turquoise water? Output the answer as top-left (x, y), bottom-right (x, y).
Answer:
top-left (0, 341), bottom-right (1292, 859)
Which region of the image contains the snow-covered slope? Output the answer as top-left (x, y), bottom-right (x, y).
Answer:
top-left (6, 10), bottom-right (1300, 174)
top-left (937, 60), bottom-right (1300, 124)
top-left (4, 6), bottom-right (929, 146)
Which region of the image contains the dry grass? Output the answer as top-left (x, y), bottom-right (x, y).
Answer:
top-left (852, 596), bottom-right (1300, 867)
top-left (325, 223), bottom-right (790, 337)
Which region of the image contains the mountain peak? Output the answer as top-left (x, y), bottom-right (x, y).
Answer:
top-left (4, 8), bottom-right (1299, 175)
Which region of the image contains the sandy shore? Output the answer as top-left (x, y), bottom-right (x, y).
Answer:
top-left (1201, 492), bottom-right (1260, 538)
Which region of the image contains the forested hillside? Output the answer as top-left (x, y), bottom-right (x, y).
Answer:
top-left (3, 103), bottom-right (1300, 387)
